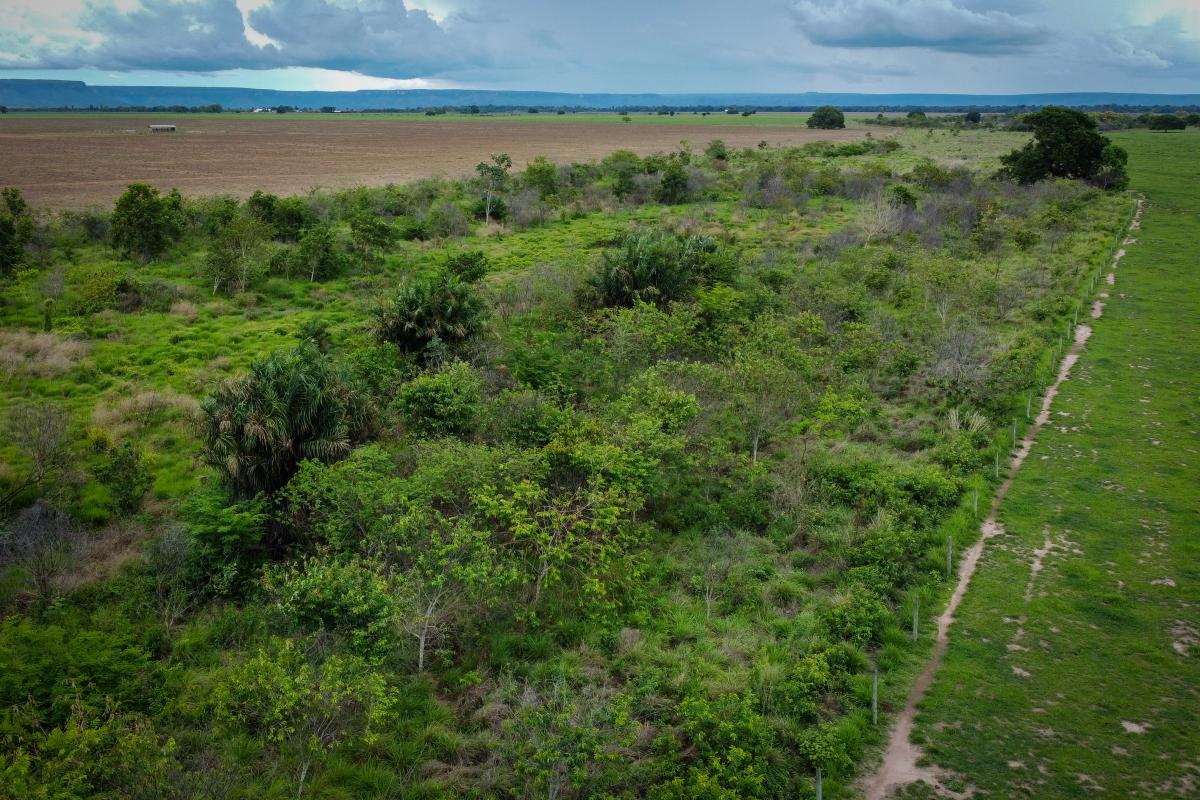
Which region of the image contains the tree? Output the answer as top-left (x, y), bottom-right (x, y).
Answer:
top-left (1000, 106), bottom-right (1127, 188)
top-left (523, 156), bottom-right (559, 200)
top-left (654, 157), bottom-right (690, 204)
top-left (347, 210), bottom-right (396, 260)
top-left (1147, 113), bottom-right (1186, 131)
top-left (0, 213), bottom-right (23, 277)
top-left (964, 110), bottom-right (982, 124)
top-left (476, 152), bottom-right (513, 224)
top-left (373, 273), bottom-right (485, 357)
top-left (213, 639), bottom-right (396, 798)
top-left (390, 506), bottom-right (500, 671)
top-left (500, 682), bottom-right (636, 800)
top-left (198, 344), bottom-right (376, 498)
top-left (474, 478), bottom-right (641, 614)
top-left (1094, 143), bottom-right (1130, 191)
top-left (0, 501), bottom-right (84, 606)
top-left (0, 402), bottom-right (72, 514)
top-left (294, 224), bottom-right (347, 282)
top-left (807, 105), bottom-right (845, 129)
top-left (203, 214), bottom-right (271, 294)
top-left (109, 183), bottom-right (183, 262)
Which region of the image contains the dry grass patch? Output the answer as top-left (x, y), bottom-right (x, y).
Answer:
top-left (90, 388), bottom-right (200, 438)
top-left (0, 330), bottom-right (89, 379)
top-left (169, 300), bottom-right (200, 321)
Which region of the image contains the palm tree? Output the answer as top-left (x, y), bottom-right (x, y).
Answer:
top-left (198, 344), bottom-right (376, 498)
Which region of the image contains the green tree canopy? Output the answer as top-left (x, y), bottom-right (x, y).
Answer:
top-left (807, 105), bottom-right (845, 129)
top-left (1000, 106), bottom-right (1128, 188)
top-left (110, 183), bottom-right (183, 262)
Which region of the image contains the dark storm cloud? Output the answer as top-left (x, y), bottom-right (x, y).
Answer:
top-left (19, 0), bottom-right (487, 78)
top-left (790, 0), bottom-right (1049, 54)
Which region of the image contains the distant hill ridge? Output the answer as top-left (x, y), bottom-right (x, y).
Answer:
top-left (2, 79), bottom-right (1198, 111)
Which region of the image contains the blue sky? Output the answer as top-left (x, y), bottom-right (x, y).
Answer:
top-left (1, 0), bottom-right (1198, 94)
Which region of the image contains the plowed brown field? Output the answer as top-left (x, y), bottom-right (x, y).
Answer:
top-left (0, 115), bottom-right (865, 209)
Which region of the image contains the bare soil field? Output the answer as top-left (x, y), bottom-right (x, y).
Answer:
top-left (0, 115), bottom-right (864, 208)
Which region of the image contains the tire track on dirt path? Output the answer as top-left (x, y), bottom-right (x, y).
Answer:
top-left (859, 197), bottom-right (1145, 800)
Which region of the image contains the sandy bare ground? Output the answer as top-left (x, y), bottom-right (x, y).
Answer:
top-left (0, 115), bottom-right (864, 209)
top-left (859, 198), bottom-right (1145, 800)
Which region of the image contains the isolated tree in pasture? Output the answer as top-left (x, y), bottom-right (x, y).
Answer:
top-left (807, 105), bottom-right (845, 129)
top-left (476, 152), bottom-right (513, 223)
top-left (1000, 106), bottom-right (1128, 188)
top-left (1147, 114), bottom-right (1186, 131)
top-left (373, 273), bottom-right (484, 357)
top-left (198, 344), bottom-right (376, 499)
top-left (110, 183), bottom-right (183, 262)
top-left (964, 110), bottom-right (982, 124)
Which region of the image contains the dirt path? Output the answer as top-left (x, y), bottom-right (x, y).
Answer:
top-left (859, 198), bottom-right (1145, 800)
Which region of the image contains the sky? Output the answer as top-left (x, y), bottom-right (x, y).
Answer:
top-left (1, 0), bottom-right (1198, 95)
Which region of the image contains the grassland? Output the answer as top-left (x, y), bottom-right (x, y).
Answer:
top-left (900, 130), bottom-right (1200, 797)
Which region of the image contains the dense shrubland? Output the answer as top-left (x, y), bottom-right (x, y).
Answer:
top-left (0, 126), bottom-right (1128, 798)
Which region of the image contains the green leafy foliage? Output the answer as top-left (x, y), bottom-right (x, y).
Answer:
top-left (806, 106), bottom-right (845, 129)
top-left (109, 183), bottom-right (183, 263)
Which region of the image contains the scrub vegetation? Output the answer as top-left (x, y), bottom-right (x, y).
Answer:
top-left (0, 115), bottom-right (1138, 799)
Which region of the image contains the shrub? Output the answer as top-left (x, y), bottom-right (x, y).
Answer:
top-left (581, 230), bottom-right (720, 309)
top-left (178, 486), bottom-right (268, 596)
top-left (654, 158), bottom-right (690, 204)
top-left (395, 361), bottom-right (483, 437)
top-left (444, 250), bottom-right (488, 283)
top-left (373, 273), bottom-right (485, 357)
top-left (262, 558), bottom-right (396, 659)
top-left (94, 440), bottom-right (153, 516)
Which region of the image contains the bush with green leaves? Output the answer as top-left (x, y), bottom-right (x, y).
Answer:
top-left (262, 557), bottom-right (396, 659)
top-left (292, 223), bottom-right (349, 281)
top-left (373, 272), bottom-right (485, 357)
top-left (651, 692), bottom-right (775, 799)
top-left (198, 343), bottom-right (377, 498)
top-left (109, 183), bottom-right (183, 263)
top-left (444, 250), bottom-right (489, 283)
top-left (212, 639), bottom-right (397, 795)
top-left (654, 157), bottom-right (690, 204)
top-left (581, 230), bottom-right (721, 309)
top-left (94, 440), bottom-right (153, 517)
top-left (395, 361), bottom-right (483, 437)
